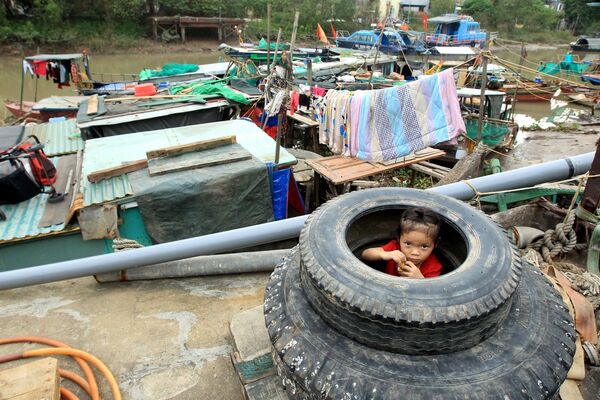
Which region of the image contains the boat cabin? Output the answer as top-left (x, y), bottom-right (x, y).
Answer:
top-left (335, 29), bottom-right (425, 55)
top-left (426, 15), bottom-right (487, 47)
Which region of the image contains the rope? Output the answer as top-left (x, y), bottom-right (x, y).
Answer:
top-left (528, 209), bottom-right (587, 262)
top-left (112, 238), bottom-right (144, 252)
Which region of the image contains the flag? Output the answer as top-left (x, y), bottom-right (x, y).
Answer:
top-left (317, 23), bottom-right (329, 45)
top-left (423, 13), bottom-right (428, 32)
top-left (330, 21), bottom-right (337, 39)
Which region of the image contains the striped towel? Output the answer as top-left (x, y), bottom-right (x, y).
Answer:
top-left (350, 68), bottom-right (465, 161)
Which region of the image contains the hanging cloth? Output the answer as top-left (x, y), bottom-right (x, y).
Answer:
top-left (33, 60), bottom-right (47, 77)
top-left (22, 60), bottom-right (34, 76)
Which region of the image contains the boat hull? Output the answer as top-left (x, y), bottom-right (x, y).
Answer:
top-left (4, 100), bottom-right (40, 120)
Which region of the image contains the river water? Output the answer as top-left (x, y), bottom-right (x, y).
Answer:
top-left (0, 47), bottom-right (584, 122)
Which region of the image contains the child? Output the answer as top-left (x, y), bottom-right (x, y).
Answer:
top-left (361, 208), bottom-right (442, 279)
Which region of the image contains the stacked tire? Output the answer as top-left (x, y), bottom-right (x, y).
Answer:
top-left (264, 188), bottom-right (576, 399)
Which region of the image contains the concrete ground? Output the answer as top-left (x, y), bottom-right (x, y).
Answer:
top-left (0, 272), bottom-right (271, 399)
top-left (501, 128), bottom-right (599, 171)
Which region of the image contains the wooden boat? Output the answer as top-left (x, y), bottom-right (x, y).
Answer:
top-left (499, 82), bottom-right (560, 102)
top-left (567, 93), bottom-right (600, 110)
top-left (4, 100), bottom-right (41, 120)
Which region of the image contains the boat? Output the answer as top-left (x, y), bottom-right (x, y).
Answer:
top-left (567, 93), bottom-right (600, 110)
top-left (335, 29), bottom-right (426, 55)
top-left (425, 14), bottom-right (489, 47)
top-left (4, 100), bottom-right (40, 120)
top-left (570, 36), bottom-right (600, 52)
top-left (219, 43), bottom-right (340, 64)
top-left (499, 81), bottom-right (560, 102)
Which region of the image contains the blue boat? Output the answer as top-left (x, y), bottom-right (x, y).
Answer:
top-left (335, 29), bottom-right (426, 55)
top-left (425, 14), bottom-right (487, 47)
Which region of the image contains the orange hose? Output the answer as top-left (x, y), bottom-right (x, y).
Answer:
top-left (60, 387), bottom-right (80, 400)
top-left (23, 348), bottom-right (121, 400)
top-left (59, 369), bottom-right (92, 397)
top-left (0, 336), bottom-right (100, 400)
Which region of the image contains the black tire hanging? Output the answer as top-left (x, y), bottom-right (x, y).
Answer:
top-left (299, 188), bottom-right (522, 354)
top-left (265, 248), bottom-right (575, 400)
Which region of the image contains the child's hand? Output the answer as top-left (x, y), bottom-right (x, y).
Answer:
top-left (397, 261), bottom-right (424, 279)
top-left (379, 250), bottom-right (406, 267)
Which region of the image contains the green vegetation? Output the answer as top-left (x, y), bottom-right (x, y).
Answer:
top-left (461, 0), bottom-right (562, 42)
top-left (563, 0), bottom-right (600, 36)
top-left (0, 0), bottom-right (590, 48)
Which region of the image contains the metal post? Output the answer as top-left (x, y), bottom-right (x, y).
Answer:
top-left (267, 4), bottom-right (271, 67)
top-left (19, 58), bottom-right (25, 111)
top-left (476, 53), bottom-right (488, 142)
top-left (275, 113), bottom-right (282, 165)
top-left (0, 152), bottom-right (594, 290)
top-left (307, 58), bottom-right (313, 86)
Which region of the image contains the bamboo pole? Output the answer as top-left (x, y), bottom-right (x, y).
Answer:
top-left (368, 3), bottom-right (391, 89)
top-left (267, 4), bottom-right (271, 67)
top-left (477, 53), bottom-right (489, 142)
top-left (19, 58), bottom-right (25, 111)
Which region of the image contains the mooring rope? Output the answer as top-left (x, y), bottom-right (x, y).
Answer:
top-left (112, 238), bottom-right (144, 252)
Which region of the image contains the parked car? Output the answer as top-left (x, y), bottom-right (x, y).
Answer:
top-left (335, 29), bottom-right (426, 55)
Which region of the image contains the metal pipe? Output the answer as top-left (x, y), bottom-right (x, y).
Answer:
top-left (94, 250), bottom-right (290, 282)
top-left (0, 152), bottom-right (594, 290)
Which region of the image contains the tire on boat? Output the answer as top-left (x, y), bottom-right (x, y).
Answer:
top-left (265, 248), bottom-right (576, 400)
top-left (299, 188), bottom-right (522, 354)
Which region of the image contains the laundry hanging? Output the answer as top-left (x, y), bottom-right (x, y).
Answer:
top-left (317, 68), bottom-right (465, 162)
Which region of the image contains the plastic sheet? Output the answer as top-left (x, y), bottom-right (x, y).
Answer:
top-left (128, 154), bottom-right (273, 243)
top-left (269, 165), bottom-right (290, 221)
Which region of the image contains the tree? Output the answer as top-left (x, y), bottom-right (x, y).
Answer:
top-left (563, 0), bottom-right (600, 35)
top-left (429, 0), bottom-right (455, 16)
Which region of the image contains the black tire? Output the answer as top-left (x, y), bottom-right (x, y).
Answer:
top-left (265, 248), bottom-right (575, 400)
top-left (299, 188), bottom-right (522, 354)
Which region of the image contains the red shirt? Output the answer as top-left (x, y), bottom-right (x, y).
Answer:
top-left (381, 240), bottom-right (442, 278)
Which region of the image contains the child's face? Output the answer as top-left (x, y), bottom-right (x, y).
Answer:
top-left (399, 228), bottom-right (436, 267)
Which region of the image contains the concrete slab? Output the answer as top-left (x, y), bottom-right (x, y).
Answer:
top-left (229, 305), bottom-right (270, 361)
top-left (0, 273), bottom-right (270, 400)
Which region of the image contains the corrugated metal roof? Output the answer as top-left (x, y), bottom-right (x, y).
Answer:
top-left (428, 14), bottom-right (463, 24)
top-left (80, 119), bottom-right (297, 206)
top-left (0, 157), bottom-right (66, 242)
top-left (25, 119), bottom-right (84, 156)
top-left (25, 54), bottom-right (82, 61)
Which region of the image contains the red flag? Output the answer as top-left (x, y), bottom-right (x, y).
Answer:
top-left (317, 23), bottom-right (329, 45)
top-left (423, 13), bottom-right (428, 32)
top-left (330, 22), bottom-right (337, 39)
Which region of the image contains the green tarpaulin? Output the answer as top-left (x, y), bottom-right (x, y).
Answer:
top-left (258, 38), bottom-right (285, 50)
top-left (465, 119), bottom-right (512, 147)
top-left (139, 63), bottom-right (200, 80)
top-left (170, 81), bottom-right (250, 104)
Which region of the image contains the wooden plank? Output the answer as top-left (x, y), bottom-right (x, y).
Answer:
top-left (87, 159), bottom-right (148, 183)
top-left (146, 135), bottom-right (236, 160)
top-left (304, 147), bottom-right (445, 184)
top-left (559, 379), bottom-right (585, 400)
top-left (244, 374), bottom-right (288, 400)
top-left (286, 111), bottom-right (319, 127)
top-left (38, 154), bottom-right (78, 228)
top-left (87, 94), bottom-right (98, 115)
top-left (0, 358), bottom-right (60, 400)
top-left (148, 144), bottom-right (252, 177)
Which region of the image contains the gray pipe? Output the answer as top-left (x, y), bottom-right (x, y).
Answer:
top-left (94, 250), bottom-right (290, 282)
top-left (0, 151), bottom-right (594, 290)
